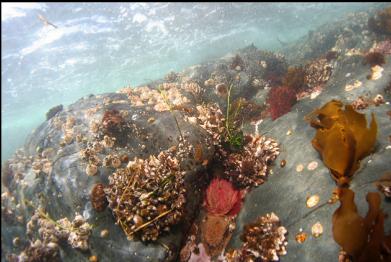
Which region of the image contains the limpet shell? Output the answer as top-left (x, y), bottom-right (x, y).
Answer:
top-left (307, 161), bottom-right (318, 171)
top-left (311, 222), bottom-right (323, 238)
top-left (86, 164), bottom-right (98, 176)
top-left (306, 195), bottom-right (320, 208)
top-left (296, 164), bottom-right (304, 172)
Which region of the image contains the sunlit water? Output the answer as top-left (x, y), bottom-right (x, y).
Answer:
top-left (1, 2), bottom-right (387, 163)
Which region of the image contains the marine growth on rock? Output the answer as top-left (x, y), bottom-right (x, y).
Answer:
top-left (306, 100), bottom-right (377, 185)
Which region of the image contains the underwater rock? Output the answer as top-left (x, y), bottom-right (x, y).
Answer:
top-left (1, 92), bottom-right (215, 261)
top-left (46, 104), bottom-right (63, 120)
top-left (3, 6), bottom-right (391, 261)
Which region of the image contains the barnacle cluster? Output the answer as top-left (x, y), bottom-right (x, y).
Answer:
top-left (351, 94), bottom-right (385, 110)
top-left (222, 135), bottom-right (280, 188)
top-left (28, 208), bottom-right (92, 251)
top-left (7, 239), bottom-right (61, 262)
top-left (101, 109), bottom-right (126, 137)
top-left (104, 149), bottom-right (187, 242)
top-left (225, 212), bottom-right (288, 262)
top-left (303, 58), bottom-right (333, 89)
top-left (9, 207), bottom-right (92, 261)
top-left (118, 84), bottom-right (191, 112)
top-left (195, 103), bottom-right (226, 145)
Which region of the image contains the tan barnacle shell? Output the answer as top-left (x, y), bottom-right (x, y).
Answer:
top-left (100, 229), bottom-right (109, 238)
top-left (345, 80), bottom-right (362, 92)
top-left (32, 160), bottom-right (43, 174)
top-left (86, 164), bottom-right (98, 176)
top-left (41, 147), bottom-right (55, 159)
top-left (63, 131), bottom-right (74, 144)
top-left (66, 116), bottom-right (76, 129)
top-left (90, 120), bottom-right (100, 133)
top-left (103, 135), bottom-right (115, 148)
top-left (306, 195), bottom-right (320, 208)
top-left (42, 160), bottom-right (52, 174)
top-left (111, 155), bottom-right (121, 168)
top-left (92, 141), bottom-right (103, 153)
top-left (311, 222), bottom-right (323, 238)
top-left (296, 164), bottom-right (304, 172)
top-left (204, 78), bottom-right (215, 87)
top-left (369, 65), bottom-right (383, 80)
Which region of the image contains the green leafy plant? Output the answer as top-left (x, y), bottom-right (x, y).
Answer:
top-left (224, 78), bottom-right (245, 151)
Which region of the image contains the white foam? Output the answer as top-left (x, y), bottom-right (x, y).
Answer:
top-left (132, 13), bottom-right (147, 23)
top-left (20, 26), bottom-right (79, 56)
top-left (1, 2), bottom-right (46, 21)
top-left (145, 20), bottom-right (168, 35)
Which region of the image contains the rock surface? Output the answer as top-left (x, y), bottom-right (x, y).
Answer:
top-left (2, 5), bottom-right (391, 262)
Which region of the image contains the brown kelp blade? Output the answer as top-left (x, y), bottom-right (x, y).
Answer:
top-left (306, 100), bottom-right (377, 184)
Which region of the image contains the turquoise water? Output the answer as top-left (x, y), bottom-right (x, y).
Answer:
top-left (1, 2), bottom-right (387, 163)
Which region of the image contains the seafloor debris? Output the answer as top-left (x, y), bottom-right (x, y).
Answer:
top-left (105, 149), bottom-right (187, 242)
top-left (225, 212), bottom-right (288, 261)
top-left (306, 100), bottom-right (377, 185)
top-left (332, 188), bottom-right (391, 261)
top-left (222, 134), bottom-right (280, 188)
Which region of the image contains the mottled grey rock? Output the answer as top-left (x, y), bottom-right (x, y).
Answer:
top-left (1, 92), bottom-right (214, 262)
top-left (232, 51), bottom-right (391, 261)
